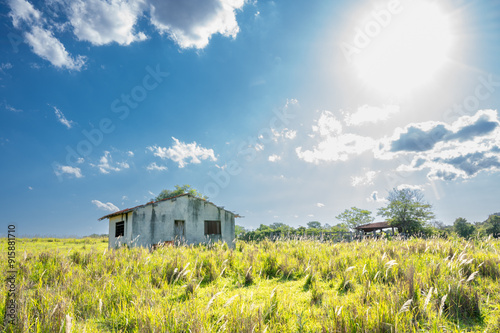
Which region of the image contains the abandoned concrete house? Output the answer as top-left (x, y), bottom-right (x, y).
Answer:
top-left (99, 193), bottom-right (237, 248)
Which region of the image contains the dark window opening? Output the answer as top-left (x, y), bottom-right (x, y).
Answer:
top-left (204, 220), bottom-right (221, 235)
top-left (174, 220), bottom-right (185, 238)
top-left (115, 221), bottom-right (124, 237)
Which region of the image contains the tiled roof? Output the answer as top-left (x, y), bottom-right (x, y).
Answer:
top-left (354, 222), bottom-right (392, 230)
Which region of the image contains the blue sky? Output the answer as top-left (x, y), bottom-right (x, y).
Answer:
top-left (1, 0), bottom-right (499, 236)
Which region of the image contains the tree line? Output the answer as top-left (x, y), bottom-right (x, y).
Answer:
top-left (237, 187), bottom-right (500, 240)
top-left (153, 185), bottom-right (499, 240)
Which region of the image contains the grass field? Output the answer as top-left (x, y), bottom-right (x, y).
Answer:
top-left (1, 236), bottom-right (499, 332)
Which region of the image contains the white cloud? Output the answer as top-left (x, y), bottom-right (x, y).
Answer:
top-left (297, 133), bottom-right (375, 163)
top-left (298, 108), bottom-right (500, 178)
top-left (316, 203), bottom-right (325, 208)
top-left (8, 0), bottom-right (86, 70)
top-left (8, 0), bottom-right (40, 28)
top-left (376, 109), bottom-right (500, 181)
top-left (53, 106), bottom-right (74, 129)
top-left (92, 151), bottom-right (130, 174)
top-left (297, 111), bottom-right (376, 164)
top-left (25, 26), bottom-right (86, 70)
top-left (312, 111), bottom-right (342, 136)
top-left (54, 165), bottom-right (83, 178)
top-left (271, 128), bottom-right (297, 141)
top-left (351, 170), bottom-right (379, 187)
top-left (68, 0), bottom-right (146, 46)
top-left (92, 199), bottom-right (119, 212)
top-left (268, 154), bottom-right (281, 162)
top-left (148, 137), bottom-right (217, 168)
top-left (5, 104), bottom-right (22, 112)
top-left (28, 186), bottom-right (33, 190)
top-left (344, 105), bottom-right (400, 126)
top-left (396, 184), bottom-right (423, 191)
top-left (127, 151), bottom-right (134, 157)
top-left (148, 0), bottom-right (246, 49)
top-left (146, 162), bottom-right (167, 171)
top-left (9, 0), bottom-right (249, 69)
top-left (255, 143), bottom-right (264, 151)
top-left (367, 191), bottom-right (388, 203)
top-left (0, 63), bottom-right (13, 73)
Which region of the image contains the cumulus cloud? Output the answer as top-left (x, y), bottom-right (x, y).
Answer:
top-left (54, 164), bottom-right (83, 178)
top-left (8, 0), bottom-right (40, 28)
top-left (53, 106), bottom-right (74, 129)
top-left (146, 162), bottom-right (167, 171)
top-left (390, 123), bottom-right (450, 152)
top-left (316, 203), bottom-right (325, 207)
top-left (92, 199), bottom-right (119, 212)
top-left (429, 151), bottom-right (500, 180)
top-left (351, 170), bottom-right (379, 187)
top-left (446, 114), bottom-right (498, 142)
top-left (378, 109), bottom-right (500, 181)
top-left (24, 26), bottom-right (86, 70)
top-left (296, 111), bottom-right (376, 163)
top-left (378, 109), bottom-right (499, 155)
top-left (148, 137), bottom-right (217, 168)
top-left (312, 111), bottom-right (342, 136)
top-left (268, 154), bottom-right (281, 162)
top-left (8, 0), bottom-right (86, 70)
top-left (344, 104), bottom-right (400, 126)
top-left (67, 0), bottom-right (146, 46)
top-left (8, 0), bottom-right (249, 68)
top-left (367, 191), bottom-right (388, 203)
top-left (148, 0), bottom-right (245, 49)
top-left (92, 151), bottom-right (130, 174)
top-left (270, 128), bottom-right (297, 141)
top-left (396, 184), bottom-right (424, 191)
top-left (298, 108), bottom-right (500, 182)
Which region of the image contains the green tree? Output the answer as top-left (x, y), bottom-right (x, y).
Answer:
top-left (453, 217), bottom-right (475, 238)
top-left (486, 214), bottom-right (500, 238)
top-left (269, 222), bottom-right (294, 234)
top-left (307, 221), bottom-right (322, 229)
top-left (256, 224), bottom-right (272, 232)
top-left (322, 223), bottom-right (349, 232)
top-left (155, 184), bottom-right (207, 201)
top-left (235, 225), bottom-right (247, 238)
top-left (377, 188), bottom-right (435, 234)
top-left (269, 222), bottom-right (288, 230)
top-left (336, 207), bottom-right (374, 230)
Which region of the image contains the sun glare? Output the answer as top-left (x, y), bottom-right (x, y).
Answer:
top-left (352, 1), bottom-right (453, 96)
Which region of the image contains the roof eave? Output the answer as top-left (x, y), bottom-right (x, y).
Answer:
top-left (98, 193), bottom-right (238, 221)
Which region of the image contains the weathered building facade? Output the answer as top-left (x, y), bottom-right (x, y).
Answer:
top-left (99, 194), bottom-right (236, 248)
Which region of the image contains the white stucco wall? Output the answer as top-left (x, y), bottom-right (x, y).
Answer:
top-left (107, 195), bottom-right (235, 249)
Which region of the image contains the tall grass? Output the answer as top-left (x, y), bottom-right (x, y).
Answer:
top-left (1, 236), bottom-right (499, 332)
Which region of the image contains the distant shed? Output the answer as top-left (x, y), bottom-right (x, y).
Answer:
top-left (354, 222), bottom-right (398, 234)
